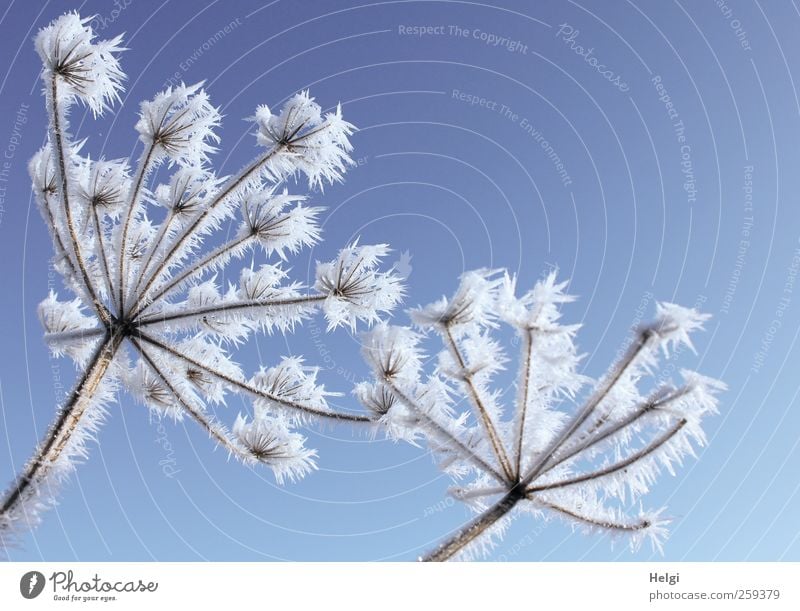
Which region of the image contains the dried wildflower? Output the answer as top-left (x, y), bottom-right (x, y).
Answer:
top-left (0, 12), bottom-right (403, 548)
top-left (359, 270), bottom-right (723, 560)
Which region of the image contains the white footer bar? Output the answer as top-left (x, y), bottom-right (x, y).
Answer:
top-left (1, 562), bottom-right (797, 610)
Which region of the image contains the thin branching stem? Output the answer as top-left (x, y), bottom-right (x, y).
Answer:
top-left (135, 294), bottom-right (326, 328)
top-left (132, 233), bottom-right (254, 314)
top-left (526, 419), bottom-right (687, 493)
top-left (48, 74), bottom-right (111, 324)
top-left (422, 485), bottom-right (526, 561)
top-left (130, 208), bottom-right (179, 302)
top-left (41, 193), bottom-right (76, 276)
top-left (443, 325), bottom-right (514, 482)
top-left (128, 146), bottom-right (283, 316)
top-left (543, 386), bottom-right (692, 477)
top-left (138, 331), bottom-right (370, 423)
top-left (513, 327), bottom-right (534, 478)
top-left (572, 383), bottom-right (671, 450)
top-left (119, 95), bottom-right (188, 312)
top-left (90, 205), bottom-right (116, 310)
top-left (528, 496), bottom-right (652, 532)
top-left (44, 327), bottom-right (106, 344)
top-left (119, 143), bottom-right (156, 313)
top-left (0, 332), bottom-right (121, 517)
top-left (381, 377), bottom-right (506, 484)
top-left (520, 329), bottom-right (656, 488)
top-left (128, 337), bottom-right (251, 462)
top-left (451, 485), bottom-right (507, 501)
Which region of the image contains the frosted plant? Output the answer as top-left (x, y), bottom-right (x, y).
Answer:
top-left (0, 12), bottom-right (403, 546)
top-left (357, 270), bottom-right (724, 561)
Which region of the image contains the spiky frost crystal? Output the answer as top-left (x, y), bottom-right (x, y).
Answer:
top-left (0, 12), bottom-right (403, 547)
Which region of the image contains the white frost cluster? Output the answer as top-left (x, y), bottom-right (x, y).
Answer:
top-left (135, 82), bottom-right (221, 167)
top-left (252, 91), bottom-right (355, 189)
top-left (316, 242), bottom-right (405, 331)
top-left (358, 270), bottom-right (724, 560)
top-left (1, 12), bottom-right (403, 548)
top-left (35, 12), bottom-right (125, 117)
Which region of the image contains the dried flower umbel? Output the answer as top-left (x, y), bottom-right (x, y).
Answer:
top-left (357, 270), bottom-right (723, 561)
top-left (0, 12), bottom-right (403, 546)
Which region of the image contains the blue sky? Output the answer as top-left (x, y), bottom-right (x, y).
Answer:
top-left (1, 0), bottom-right (799, 561)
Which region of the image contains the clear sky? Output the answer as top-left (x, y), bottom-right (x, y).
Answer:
top-left (0, 0), bottom-right (798, 561)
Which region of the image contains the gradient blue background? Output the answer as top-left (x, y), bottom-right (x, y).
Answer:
top-left (0, 0), bottom-right (798, 561)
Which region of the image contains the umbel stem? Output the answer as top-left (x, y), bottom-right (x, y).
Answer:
top-left (419, 329), bottom-right (681, 561)
top-left (422, 485), bottom-right (526, 562)
top-left (0, 333), bottom-right (121, 526)
top-left (2, 68), bottom-right (125, 536)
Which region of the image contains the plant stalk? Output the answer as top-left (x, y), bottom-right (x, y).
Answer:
top-left (1, 332), bottom-right (121, 519)
top-left (422, 484), bottom-right (525, 562)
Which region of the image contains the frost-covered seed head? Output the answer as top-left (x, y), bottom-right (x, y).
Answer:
top-left (74, 158), bottom-right (130, 214)
top-left (650, 302), bottom-right (711, 356)
top-left (250, 358), bottom-right (330, 419)
top-left (361, 268), bottom-right (723, 559)
top-left (232, 413), bottom-right (317, 484)
top-left (354, 381), bottom-right (398, 418)
top-left (498, 270), bottom-right (576, 331)
top-left (240, 189), bottom-right (321, 258)
top-left (29, 148), bottom-right (58, 196)
top-left (35, 12), bottom-right (125, 116)
top-left (252, 91), bottom-right (356, 189)
top-left (136, 82), bottom-right (221, 166)
top-left (361, 323), bottom-right (423, 382)
top-left (153, 166), bottom-right (221, 216)
top-left (412, 269), bottom-right (503, 333)
top-left (316, 243), bottom-right (405, 331)
top-left (10, 10), bottom-right (404, 550)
